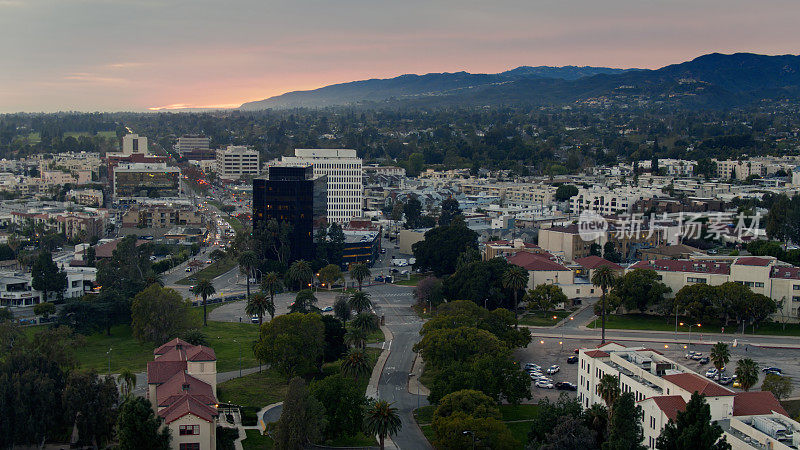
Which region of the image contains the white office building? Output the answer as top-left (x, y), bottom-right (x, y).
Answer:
top-left (278, 149), bottom-right (363, 223)
top-left (176, 135), bottom-right (211, 155)
top-left (122, 134), bottom-right (149, 155)
top-left (215, 146), bottom-right (260, 181)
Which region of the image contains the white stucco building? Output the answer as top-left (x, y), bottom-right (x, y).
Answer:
top-left (215, 146), bottom-right (260, 181)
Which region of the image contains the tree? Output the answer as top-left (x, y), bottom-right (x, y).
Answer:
top-left (710, 342), bottom-right (730, 373)
top-left (131, 284), bottom-right (191, 344)
top-left (260, 271), bottom-right (281, 321)
top-left (318, 263), bottom-right (343, 289)
top-left (62, 370), bottom-right (119, 448)
top-left (363, 399), bottom-right (402, 450)
top-left (349, 263), bottom-right (371, 291)
top-left (310, 374), bottom-right (368, 440)
top-left (245, 292), bottom-right (269, 325)
top-left (181, 329), bottom-right (209, 346)
top-left (31, 251), bottom-right (67, 302)
top-left (344, 327), bottom-right (367, 349)
top-left (656, 392), bottom-right (731, 450)
top-left (0, 307), bottom-right (11, 322)
top-left (603, 241), bottom-right (622, 263)
top-left (433, 415), bottom-right (517, 449)
top-left (116, 397), bottom-right (171, 450)
top-left (604, 392), bottom-right (646, 450)
top-left (254, 313), bottom-right (324, 378)
top-left (412, 219), bottom-right (479, 276)
top-left (403, 195), bottom-right (423, 228)
top-left (598, 374), bottom-right (621, 414)
top-left (33, 301), bottom-right (56, 319)
top-left (541, 415), bottom-right (597, 450)
top-left (766, 194), bottom-right (791, 243)
top-left (525, 284), bottom-right (568, 316)
top-left (502, 265), bottom-right (528, 326)
top-left (348, 291), bottom-right (373, 314)
top-left (334, 296), bottom-right (352, 323)
top-left (590, 243), bottom-right (602, 257)
top-left (762, 374), bottom-right (793, 401)
top-left (554, 184), bottom-right (579, 201)
top-left (192, 278), bottom-right (216, 327)
top-left (273, 377), bottom-right (326, 449)
top-left (673, 284), bottom-right (719, 324)
top-left (321, 315), bottom-right (347, 362)
top-left (735, 358), bottom-right (760, 392)
top-left (290, 289), bottom-right (318, 313)
top-left (340, 348), bottom-right (372, 381)
top-left (443, 258), bottom-right (518, 311)
top-left (287, 259), bottom-right (313, 290)
top-left (414, 276), bottom-right (445, 310)
top-left (592, 266), bottom-right (617, 344)
top-left (326, 223), bottom-right (346, 266)
top-left (238, 250), bottom-right (258, 299)
top-left (613, 269), bottom-right (671, 312)
top-left (118, 368), bottom-right (137, 398)
top-left (433, 389), bottom-right (500, 422)
top-left (438, 197), bottom-right (463, 226)
top-left (96, 235), bottom-right (153, 301)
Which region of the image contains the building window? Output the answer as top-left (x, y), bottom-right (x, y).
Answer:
top-left (179, 425), bottom-right (200, 435)
top-left (687, 277), bottom-right (707, 284)
top-left (754, 282), bottom-right (764, 288)
top-left (179, 444), bottom-right (200, 450)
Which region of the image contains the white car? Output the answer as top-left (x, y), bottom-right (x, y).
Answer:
top-left (547, 365), bottom-right (560, 375)
top-left (536, 380), bottom-right (554, 389)
top-left (705, 368), bottom-right (718, 379)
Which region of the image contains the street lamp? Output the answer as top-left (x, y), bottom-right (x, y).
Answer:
top-left (463, 430), bottom-right (476, 450)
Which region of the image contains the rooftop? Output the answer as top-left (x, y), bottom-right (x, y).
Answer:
top-left (661, 373), bottom-right (736, 397)
top-left (507, 251), bottom-right (569, 272)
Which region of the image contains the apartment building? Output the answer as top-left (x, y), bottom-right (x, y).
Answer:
top-left (571, 187), bottom-right (663, 215)
top-left (578, 342), bottom-right (796, 449)
top-left (506, 251), bottom-right (596, 299)
top-left (277, 149), bottom-right (363, 224)
top-left (504, 184), bottom-right (557, 206)
top-left (714, 157), bottom-right (799, 181)
top-left (537, 223), bottom-right (666, 263)
top-left (67, 188), bottom-right (104, 207)
top-left (637, 159), bottom-right (696, 176)
top-left (483, 239), bottom-right (550, 260)
top-left (147, 338), bottom-right (219, 450)
top-left (113, 162), bottom-right (182, 199)
top-left (122, 133), bottom-right (149, 155)
top-left (215, 146), bottom-right (260, 181)
top-left (120, 205), bottom-right (203, 237)
top-left (363, 165), bottom-right (406, 177)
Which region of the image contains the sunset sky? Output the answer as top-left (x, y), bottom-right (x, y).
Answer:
top-left (1, 0), bottom-right (798, 112)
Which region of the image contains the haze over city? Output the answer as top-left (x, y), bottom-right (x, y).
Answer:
top-left (1, 0), bottom-right (799, 112)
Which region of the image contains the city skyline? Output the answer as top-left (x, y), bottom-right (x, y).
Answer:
top-left (0, 0), bottom-right (798, 112)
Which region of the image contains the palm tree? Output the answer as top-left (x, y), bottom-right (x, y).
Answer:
top-left (350, 263), bottom-right (371, 291)
top-left (592, 265), bottom-right (617, 344)
top-left (287, 260), bottom-right (312, 291)
top-left (290, 289), bottom-right (317, 313)
top-left (238, 250), bottom-right (258, 299)
top-left (245, 292), bottom-right (269, 324)
top-left (341, 349), bottom-right (372, 380)
top-left (351, 312), bottom-right (379, 334)
top-left (117, 369), bottom-right (137, 398)
top-left (502, 265), bottom-right (528, 326)
top-left (344, 328), bottom-right (367, 349)
top-left (735, 358), bottom-right (760, 391)
top-left (192, 278), bottom-right (216, 326)
top-left (363, 399), bottom-right (402, 450)
top-left (261, 272), bottom-right (281, 321)
top-left (710, 342), bottom-right (730, 373)
top-left (598, 374), bottom-right (621, 416)
top-left (334, 297), bottom-right (352, 323)
top-left (348, 291), bottom-right (373, 314)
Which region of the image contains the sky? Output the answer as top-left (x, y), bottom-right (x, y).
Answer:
top-left (0, 0), bottom-right (798, 113)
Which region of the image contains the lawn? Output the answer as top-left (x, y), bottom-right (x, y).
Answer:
top-left (395, 273), bottom-right (424, 286)
top-left (414, 403), bottom-right (538, 448)
top-left (520, 310), bottom-right (574, 326)
top-left (217, 369), bottom-right (288, 409)
top-left (177, 256), bottom-right (237, 285)
top-left (586, 314), bottom-right (800, 337)
top-left (242, 429), bottom-right (273, 450)
top-left (364, 327), bottom-right (386, 344)
top-left (781, 399), bottom-right (800, 418)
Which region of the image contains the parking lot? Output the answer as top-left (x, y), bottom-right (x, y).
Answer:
top-left (515, 336), bottom-right (800, 403)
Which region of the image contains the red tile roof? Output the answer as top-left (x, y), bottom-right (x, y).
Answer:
top-left (630, 259), bottom-right (730, 275)
top-left (662, 373), bottom-right (735, 397)
top-left (155, 338), bottom-right (192, 355)
top-left (771, 266), bottom-right (800, 280)
top-left (157, 372), bottom-right (216, 408)
top-left (507, 251), bottom-right (569, 272)
top-left (155, 338), bottom-right (216, 362)
top-left (158, 393), bottom-right (218, 424)
top-left (734, 257), bottom-right (772, 267)
top-left (649, 395), bottom-right (687, 421)
top-left (187, 345), bottom-right (217, 362)
top-left (583, 350), bottom-right (610, 358)
top-left (733, 391), bottom-right (788, 416)
top-left (147, 360), bottom-right (187, 384)
top-left (574, 255), bottom-right (623, 271)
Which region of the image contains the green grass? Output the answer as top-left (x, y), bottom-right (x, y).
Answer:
top-left (364, 327), bottom-right (385, 344)
top-left (326, 432), bottom-right (377, 447)
top-left (500, 404), bottom-right (540, 421)
top-left (586, 314), bottom-right (800, 336)
top-left (395, 273), bottom-right (424, 286)
top-left (419, 424), bottom-right (435, 442)
top-left (242, 429), bottom-right (273, 450)
top-left (414, 403), bottom-right (538, 449)
top-left (520, 310), bottom-right (574, 327)
top-left (217, 369), bottom-right (288, 409)
top-left (177, 256), bottom-right (237, 285)
top-left (507, 421), bottom-right (534, 446)
top-left (781, 399), bottom-right (800, 419)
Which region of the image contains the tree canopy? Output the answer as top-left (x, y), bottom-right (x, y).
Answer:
top-left (254, 312), bottom-right (325, 378)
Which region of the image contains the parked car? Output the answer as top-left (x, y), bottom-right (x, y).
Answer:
top-left (718, 376), bottom-right (733, 385)
top-left (525, 363), bottom-right (540, 370)
top-left (705, 368), bottom-right (718, 379)
top-left (732, 378), bottom-right (742, 388)
top-left (691, 353), bottom-right (703, 361)
top-left (567, 356), bottom-right (579, 364)
top-left (555, 382), bottom-right (578, 391)
top-left (185, 267), bottom-right (192, 272)
top-left (547, 365), bottom-right (560, 375)
top-left (765, 368), bottom-right (783, 376)
top-left (250, 315), bottom-right (259, 324)
top-left (573, 349), bottom-right (580, 354)
top-left (536, 380), bottom-right (554, 389)
top-left (762, 367), bottom-right (783, 374)
top-left (380, 249), bottom-right (386, 254)
top-left (685, 351), bottom-right (699, 360)
top-left (322, 306), bottom-right (333, 312)
top-left (698, 357), bottom-right (710, 365)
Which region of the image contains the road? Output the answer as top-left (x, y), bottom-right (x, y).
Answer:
top-left (370, 283), bottom-right (431, 450)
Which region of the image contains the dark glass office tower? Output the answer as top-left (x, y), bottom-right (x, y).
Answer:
top-left (253, 165), bottom-right (327, 263)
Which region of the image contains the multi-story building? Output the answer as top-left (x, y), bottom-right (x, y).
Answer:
top-left (120, 204), bottom-right (203, 237)
top-left (113, 162), bottom-right (182, 199)
top-left (537, 222), bottom-right (667, 263)
top-left (55, 212), bottom-right (106, 240)
top-left (504, 184), bottom-right (557, 207)
top-left (252, 165), bottom-right (327, 262)
top-left (67, 188), bottom-right (104, 207)
top-left (147, 338), bottom-right (219, 450)
top-left (122, 133), bottom-right (149, 155)
top-left (570, 187), bottom-right (663, 215)
top-left (277, 149), bottom-right (363, 223)
top-left (363, 165), bottom-right (406, 177)
top-left (215, 146), bottom-right (260, 181)
top-left (177, 136), bottom-right (215, 161)
top-left (578, 342), bottom-right (796, 449)
top-left (506, 251), bottom-right (597, 299)
top-left (714, 157), bottom-right (800, 181)
top-left (0, 272), bottom-right (40, 307)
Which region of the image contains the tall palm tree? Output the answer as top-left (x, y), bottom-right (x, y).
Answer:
top-left (710, 342), bottom-right (731, 373)
top-left (363, 400), bottom-right (402, 450)
top-left (290, 289), bottom-right (317, 313)
top-left (340, 349), bottom-right (372, 381)
top-left (344, 328), bottom-right (367, 349)
top-left (351, 312), bottom-right (379, 334)
top-left (348, 291), bottom-right (373, 314)
top-left (192, 278), bottom-right (216, 326)
top-left (238, 250), bottom-right (258, 299)
top-left (261, 272), bottom-right (281, 321)
top-left (502, 265), bottom-right (528, 326)
top-left (245, 292), bottom-right (269, 324)
top-left (592, 265), bottom-right (617, 344)
top-left (117, 369), bottom-right (137, 398)
top-left (287, 260), bottom-right (312, 291)
top-left (598, 374), bottom-right (621, 416)
top-left (334, 297), bottom-right (352, 323)
top-left (735, 358), bottom-right (760, 391)
top-left (350, 263), bottom-right (371, 291)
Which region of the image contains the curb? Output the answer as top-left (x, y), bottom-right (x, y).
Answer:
top-left (366, 325), bottom-right (393, 400)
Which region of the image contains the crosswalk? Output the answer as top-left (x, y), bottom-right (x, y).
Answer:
top-left (378, 292), bottom-right (413, 298)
